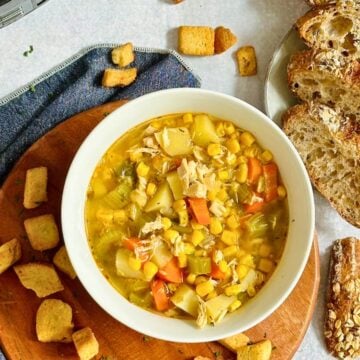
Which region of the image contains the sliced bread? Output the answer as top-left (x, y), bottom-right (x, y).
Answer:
top-left (296, 1), bottom-right (360, 55)
top-left (287, 49), bottom-right (360, 117)
top-left (282, 102), bottom-right (360, 227)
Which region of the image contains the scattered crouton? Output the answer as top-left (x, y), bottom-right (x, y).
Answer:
top-left (193, 357), bottom-right (211, 360)
top-left (23, 166), bottom-right (48, 209)
top-left (24, 214), bottom-right (60, 251)
top-left (0, 238), bottom-right (21, 274)
top-left (236, 340), bottom-right (272, 360)
top-left (178, 26), bottom-right (215, 56)
top-left (72, 327), bottom-right (99, 360)
top-left (236, 46), bottom-right (257, 76)
top-left (214, 26), bottom-right (237, 54)
top-left (111, 42), bottom-right (135, 67)
top-left (219, 332), bottom-right (250, 352)
top-left (53, 245), bottom-right (76, 279)
top-left (14, 263), bottom-right (64, 298)
top-left (102, 68), bottom-right (137, 87)
top-left (36, 299), bottom-right (74, 343)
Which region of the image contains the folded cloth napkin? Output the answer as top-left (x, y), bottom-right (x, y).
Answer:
top-left (0, 45), bottom-right (200, 360)
top-left (0, 44), bottom-right (201, 184)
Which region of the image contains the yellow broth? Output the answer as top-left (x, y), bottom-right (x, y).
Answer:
top-left (85, 113), bottom-right (289, 327)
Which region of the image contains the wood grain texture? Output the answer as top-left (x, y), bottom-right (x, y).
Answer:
top-left (0, 100), bottom-right (320, 360)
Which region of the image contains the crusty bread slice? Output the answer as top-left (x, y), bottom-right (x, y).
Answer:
top-left (282, 103), bottom-right (360, 227)
top-left (287, 49), bottom-right (360, 117)
top-left (296, 1), bottom-right (360, 55)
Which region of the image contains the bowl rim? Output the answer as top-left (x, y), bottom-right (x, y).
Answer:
top-left (61, 88), bottom-right (315, 342)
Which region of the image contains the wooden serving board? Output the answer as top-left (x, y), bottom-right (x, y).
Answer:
top-left (0, 100), bottom-right (320, 360)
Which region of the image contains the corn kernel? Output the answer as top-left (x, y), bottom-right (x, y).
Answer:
top-left (236, 155), bottom-right (247, 165)
top-left (240, 131), bottom-right (255, 147)
top-left (235, 163), bottom-right (248, 183)
top-left (191, 230), bottom-right (205, 246)
top-left (223, 245), bottom-right (239, 258)
top-left (208, 190), bottom-right (218, 201)
top-left (247, 285), bottom-right (256, 297)
top-left (183, 113), bottom-right (193, 124)
top-left (236, 247), bottom-right (247, 259)
top-left (218, 260), bottom-right (229, 273)
top-left (195, 249), bottom-right (207, 257)
top-left (146, 182), bottom-right (157, 196)
top-left (129, 151), bottom-right (142, 162)
top-left (113, 209), bottom-right (127, 224)
top-left (229, 300), bottom-right (242, 312)
top-left (210, 218), bottom-right (223, 235)
top-left (236, 264), bottom-right (249, 279)
top-left (161, 217), bottom-right (172, 230)
top-left (226, 138), bottom-right (241, 153)
top-left (194, 276), bottom-right (208, 285)
top-left (196, 280), bottom-right (214, 297)
top-left (259, 243), bottom-right (272, 257)
top-left (143, 261), bottom-right (158, 281)
top-left (218, 170), bottom-right (229, 180)
top-left (215, 122), bottom-right (225, 136)
top-left (224, 122), bottom-right (235, 135)
top-left (277, 185), bottom-right (287, 198)
top-left (221, 230), bottom-right (238, 246)
top-left (239, 254), bottom-right (255, 268)
top-left (207, 143), bottom-right (222, 157)
top-left (261, 150), bottom-right (273, 162)
top-left (217, 189), bottom-right (228, 202)
top-left (206, 290), bottom-right (218, 300)
top-left (190, 220), bottom-right (204, 230)
top-left (164, 229), bottom-right (179, 243)
top-left (226, 215), bottom-right (239, 230)
top-left (258, 258), bottom-right (274, 273)
top-left (128, 256), bottom-right (142, 271)
top-left (224, 284), bottom-right (242, 296)
top-left (186, 273), bottom-right (197, 284)
top-left (184, 242), bottom-right (195, 255)
top-left (173, 199), bottom-right (186, 212)
top-left (136, 162), bottom-right (150, 177)
top-left (178, 253), bottom-right (187, 268)
top-left (178, 210), bottom-right (189, 227)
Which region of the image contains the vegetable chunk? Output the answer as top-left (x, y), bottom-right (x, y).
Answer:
top-left (192, 115), bottom-right (219, 146)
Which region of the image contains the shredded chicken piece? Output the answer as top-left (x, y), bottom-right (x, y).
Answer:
top-left (143, 136), bottom-right (158, 149)
top-left (128, 147), bottom-right (160, 157)
top-left (172, 236), bottom-right (185, 256)
top-left (144, 125), bottom-right (157, 135)
top-left (193, 146), bottom-right (208, 162)
top-left (196, 296), bottom-right (208, 328)
top-left (213, 250), bottom-right (224, 264)
top-left (187, 182), bottom-right (207, 198)
top-left (140, 215), bottom-right (163, 235)
top-left (228, 258), bottom-right (239, 285)
top-left (134, 235), bottom-right (162, 260)
top-left (209, 201), bottom-right (226, 217)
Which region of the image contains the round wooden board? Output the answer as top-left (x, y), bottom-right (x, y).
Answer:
top-left (0, 100), bottom-right (320, 360)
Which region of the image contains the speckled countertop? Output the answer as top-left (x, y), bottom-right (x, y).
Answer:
top-left (0, 1), bottom-right (359, 359)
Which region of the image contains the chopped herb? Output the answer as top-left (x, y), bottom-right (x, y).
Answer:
top-left (23, 45), bottom-right (34, 57)
top-left (142, 335), bottom-right (151, 342)
top-left (272, 346), bottom-right (277, 351)
top-left (177, 349), bottom-right (184, 354)
top-left (214, 350), bottom-right (222, 358)
top-left (29, 85), bottom-right (36, 93)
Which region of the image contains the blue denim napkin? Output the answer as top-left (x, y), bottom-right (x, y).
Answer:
top-left (0, 45), bottom-right (200, 360)
top-left (0, 44), bottom-right (200, 185)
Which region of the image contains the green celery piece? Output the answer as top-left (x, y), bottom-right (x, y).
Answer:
top-left (187, 256), bottom-right (211, 275)
top-left (129, 291), bottom-right (153, 308)
top-left (102, 180), bottom-right (133, 209)
top-left (245, 213), bottom-right (269, 238)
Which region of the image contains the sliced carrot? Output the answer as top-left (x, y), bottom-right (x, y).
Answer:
top-left (248, 157), bottom-right (262, 184)
top-left (158, 257), bottom-right (183, 283)
top-left (211, 262), bottom-right (227, 280)
top-left (263, 163), bottom-right (278, 202)
top-left (244, 198), bottom-right (264, 213)
top-left (188, 198), bottom-right (211, 225)
top-left (122, 237), bottom-right (149, 263)
top-left (151, 279), bottom-right (170, 311)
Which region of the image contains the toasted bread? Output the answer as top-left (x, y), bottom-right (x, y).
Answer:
top-left (282, 103), bottom-right (360, 227)
top-left (0, 238), bottom-right (21, 274)
top-left (72, 327), bottom-right (99, 360)
top-left (102, 68), bottom-right (137, 87)
top-left (23, 166), bottom-right (48, 209)
top-left (178, 26), bottom-right (215, 56)
top-left (214, 26), bottom-right (237, 54)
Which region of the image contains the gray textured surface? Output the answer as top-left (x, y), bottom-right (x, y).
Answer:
top-left (0, 1), bottom-right (359, 359)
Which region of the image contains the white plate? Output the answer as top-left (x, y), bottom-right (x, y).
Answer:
top-left (264, 29), bottom-right (306, 126)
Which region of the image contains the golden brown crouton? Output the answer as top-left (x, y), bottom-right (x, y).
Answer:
top-left (102, 68), bottom-right (137, 87)
top-left (219, 332), bottom-right (250, 352)
top-left (72, 327), bottom-right (99, 360)
top-left (214, 26), bottom-right (237, 54)
top-left (111, 43), bottom-right (135, 67)
top-left (236, 340), bottom-right (272, 360)
top-left (0, 238), bottom-right (21, 274)
top-left (24, 214), bottom-right (60, 251)
top-left (14, 263), bottom-right (64, 298)
top-left (23, 166), bottom-right (48, 209)
top-left (53, 245), bottom-right (76, 279)
top-left (36, 299), bottom-right (73, 343)
top-left (236, 46), bottom-right (258, 76)
top-left (178, 26), bottom-right (215, 56)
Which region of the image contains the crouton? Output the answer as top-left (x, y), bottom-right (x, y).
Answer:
top-left (178, 26), bottom-right (215, 56)
top-left (214, 26), bottom-right (237, 54)
top-left (14, 263), bottom-right (64, 298)
top-left (0, 238), bottom-right (21, 274)
top-left (23, 166), bottom-right (48, 209)
top-left (36, 299), bottom-right (73, 343)
top-left (53, 245), bottom-right (76, 279)
top-left (219, 332), bottom-right (250, 352)
top-left (24, 214), bottom-right (60, 251)
top-left (111, 42), bottom-right (135, 67)
top-left (236, 340), bottom-right (272, 360)
top-left (102, 68), bottom-right (137, 87)
top-left (72, 327), bottom-right (99, 360)
top-left (236, 46), bottom-right (257, 76)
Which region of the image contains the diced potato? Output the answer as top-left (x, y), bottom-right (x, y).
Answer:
top-left (171, 284), bottom-right (199, 317)
top-left (236, 340), bottom-right (272, 360)
top-left (206, 294), bottom-right (235, 322)
top-left (155, 127), bottom-right (192, 156)
top-left (145, 182), bottom-right (173, 213)
top-left (152, 241), bottom-right (173, 268)
top-left (23, 166), bottom-right (48, 209)
top-left (53, 246), bottom-right (76, 279)
top-left (0, 238), bottom-right (21, 274)
top-left (166, 171), bottom-right (183, 200)
top-left (192, 115), bottom-right (220, 146)
top-left (115, 248), bottom-right (145, 280)
top-left (36, 299), bottom-right (73, 343)
top-left (72, 327), bottom-right (99, 360)
top-left (219, 333), bottom-right (250, 351)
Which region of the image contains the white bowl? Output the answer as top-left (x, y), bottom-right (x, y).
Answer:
top-left (61, 88), bottom-right (315, 343)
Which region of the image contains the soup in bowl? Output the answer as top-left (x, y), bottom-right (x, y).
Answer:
top-left (62, 89), bottom-right (314, 342)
